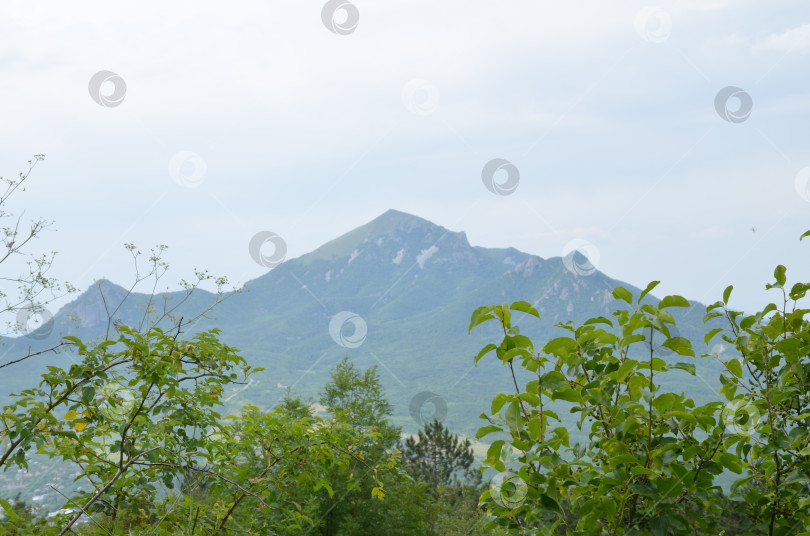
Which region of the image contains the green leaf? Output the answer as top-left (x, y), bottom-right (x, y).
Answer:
top-left (612, 286), bottom-right (633, 304)
top-left (485, 440), bottom-right (505, 469)
top-left (552, 388), bottom-right (581, 403)
top-left (576, 329), bottom-right (602, 345)
top-left (481, 412), bottom-right (506, 428)
top-left (801, 230), bottom-right (810, 241)
top-left (760, 303), bottom-right (777, 318)
top-left (653, 392), bottom-right (681, 413)
top-left (659, 295), bottom-right (690, 308)
top-left (671, 362), bottom-right (696, 375)
top-left (505, 401), bottom-right (523, 436)
top-left (584, 316), bottom-right (613, 327)
top-left (657, 476), bottom-right (684, 499)
top-left (639, 281), bottom-right (661, 302)
top-left (619, 333), bottom-right (646, 349)
top-left (631, 466), bottom-right (657, 476)
top-left (494, 304), bottom-right (511, 329)
top-left (718, 452), bottom-right (743, 474)
top-left (543, 337), bottom-right (577, 357)
top-left (553, 426), bottom-right (569, 447)
top-left (650, 516), bottom-right (669, 536)
top-left (469, 305), bottom-right (495, 333)
top-left (790, 282), bottom-right (809, 300)
top-left (704, 310), bottom-right (723, 323)
top-left (476, 425), bottom-right (503, 439)
top-left (517, 392), bottom-right (541, 406)
top-left (538, 371), bottom-right (568, 391)
top-left (510, 301), bottom-right (540, 319)
top-left (539, 494), bottom-right (561, 512)
top-left (611, 454), bottom-right (641, 466)
top-left (656, 309), bottom-right (675, 325)
top-left (615, 360), bottom-right (638, 383)
top-left (527, 417), bottom-right (543, 441)
top-left (727, 358), bottom-right (743, 378)
top-left (502, 347), bottom-right (531, 364)
top-left (82, 386), bottom-right (95, 405)
top-left (662, 337), bottom-right (694, 357)
top-left (774, 265), bottom-right (787, 287)
top-left (576, 498), bottom-right (599, 521)
top-left (704, 328), bottom-right (724, 345)
top-left (723, 285), bottom-right (733, 305)
top-left (542, 409), bottom-right (559, 421)
top-left (491, 393), bottom-right (512, 414)
top-left (474, 344), bottom-right (497, 365)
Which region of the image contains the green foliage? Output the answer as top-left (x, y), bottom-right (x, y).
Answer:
top-left (400, 420), bottom-right (497, 535)
top-left (0, 493), bottom-right (49, 534)
top-left (199, 403), bottom-right (397, 534)
top-left (1, 324), bottom-right (259, 534)
top-left (706, 262), bottom-right (810, 535)
top-left (471, 296), bottom-right (722, 534)
top-left (469, 230), bottom-right (810, 535)
top-left (402, 419), bottom-right (480, 490)
top-left (314, 357), bottom-right (404, 534)
top-left (1, 166), bottom-right (501, 534)
top-left (1, 332), bottom-right (406, 534)
top-left (427, 484), bottom-right (505, 536)
top-left (15, 159), bottom-right (808, 534)
top-left (320, 357), bottom-right (400, 445)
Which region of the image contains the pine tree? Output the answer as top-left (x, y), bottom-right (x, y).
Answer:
top-left (401, 419), bottom-right (480, 489)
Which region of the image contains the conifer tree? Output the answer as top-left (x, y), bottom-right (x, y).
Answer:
top-left (401, 419), bottom-right (480, 489)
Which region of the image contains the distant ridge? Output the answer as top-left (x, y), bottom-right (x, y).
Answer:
top-left (0, 209), bottom-right (722, 436)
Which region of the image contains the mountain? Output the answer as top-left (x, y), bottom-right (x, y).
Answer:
top-left (0, 209), bottom-right (725, 436)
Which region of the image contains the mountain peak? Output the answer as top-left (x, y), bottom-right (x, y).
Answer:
top-left (365, 209), bottom-right (437, 234)
top-left (302, 209), bottom-right (457, 263)
top-left (52, 279), bottom-right (130, 329)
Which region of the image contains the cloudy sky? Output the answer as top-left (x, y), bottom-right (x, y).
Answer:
top-left (1, 0), bottom-right (809, 319)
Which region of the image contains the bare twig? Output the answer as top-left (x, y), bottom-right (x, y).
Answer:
top-left (0, 341), bottom-right (69, 369)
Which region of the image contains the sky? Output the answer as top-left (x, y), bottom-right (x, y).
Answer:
top-left (1, 0), bottom-right (809, 322)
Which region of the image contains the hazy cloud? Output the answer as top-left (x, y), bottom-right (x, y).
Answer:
top-left (754, 23), bottom-right (810, 54)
